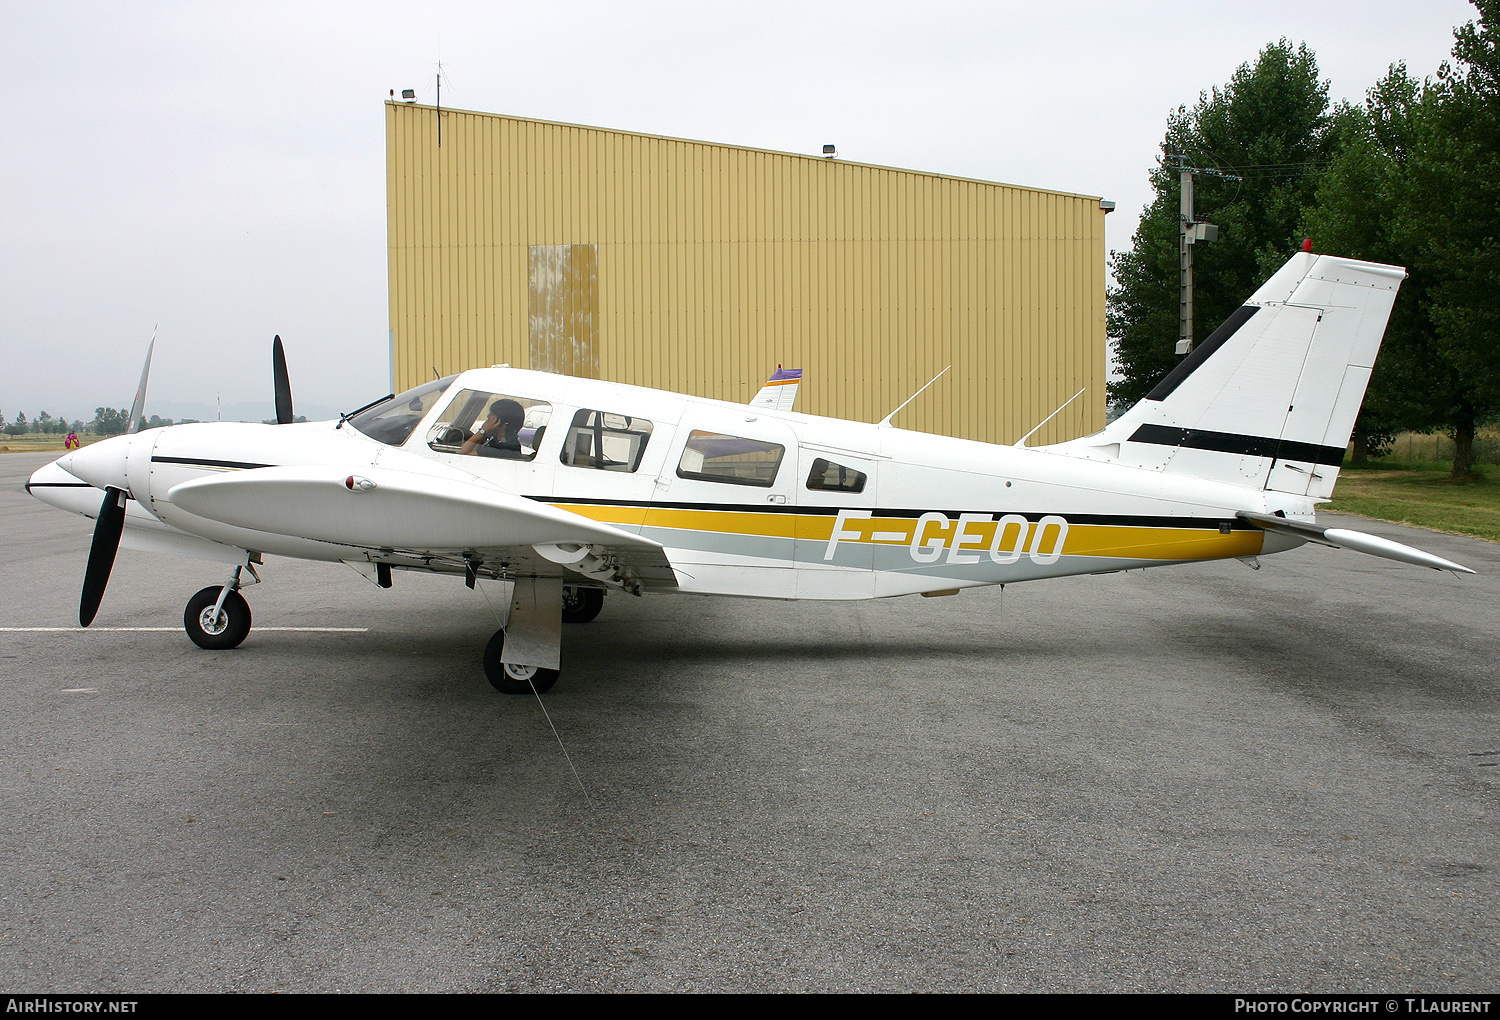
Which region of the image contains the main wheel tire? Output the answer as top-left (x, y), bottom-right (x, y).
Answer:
top-left (482, 629), bottom-right (560, 695)
top-left (560, 585), bottom-right (604, 624)
top-left (184, 585), bottom-right (252, 650)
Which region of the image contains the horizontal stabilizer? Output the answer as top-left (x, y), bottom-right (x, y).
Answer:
top-left (1237, 511), bottom-right (1474, 574)
top-left (165, 464), bottom-right (664, 554)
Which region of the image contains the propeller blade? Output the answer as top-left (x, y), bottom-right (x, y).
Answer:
top-left (125, 329), bottom-right (156, 435)
top-left (272, 335), bottom-right (295, 425)
top-left (80, 487), bottom-right (126, 626)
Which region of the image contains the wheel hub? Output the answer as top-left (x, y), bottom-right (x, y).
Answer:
top-left (502, 662), bottom-right (538, 681)
top-left (198, 607), bottom-right (228, 635)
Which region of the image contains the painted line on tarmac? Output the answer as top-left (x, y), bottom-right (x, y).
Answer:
top-left (0, 626), bottom-right (369, 632)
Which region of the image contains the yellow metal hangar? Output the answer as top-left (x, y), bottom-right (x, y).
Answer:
top-left (385, 100), bottom-right (1107, 446)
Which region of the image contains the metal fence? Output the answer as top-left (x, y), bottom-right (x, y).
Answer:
top-left (1381, 431), bottom-right (1500, 465)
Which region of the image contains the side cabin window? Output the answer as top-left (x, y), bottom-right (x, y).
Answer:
top-left (427, 389), bottom-right (552, 461)
top-left (560, 409), bottom-right (653, 472)
top-left (676, 430), bottom-right (785, 487)
top-left (805, 457), bottom-right (867, 493)
top-left (348, 375), bottom-right (458, 447)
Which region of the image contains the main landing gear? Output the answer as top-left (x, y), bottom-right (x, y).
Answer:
top-left (560, 584), bottom-right (604, 623)
top-left (483, 630), bottom-right (560, 695)
top-left (481, 580), bottom-right (604, 695)
top-left (183, 563), bottom-right (258, 650)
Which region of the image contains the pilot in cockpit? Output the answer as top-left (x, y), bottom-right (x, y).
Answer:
top-left (460, 398), bottom-right (527, 458)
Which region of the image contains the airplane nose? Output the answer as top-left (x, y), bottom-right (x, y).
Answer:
top-left (60, 434), bottom-right (133, 492)
top-left (26, 458), bottom-right (96, 512)
top-left (27, 458), bottom-right (75, 491)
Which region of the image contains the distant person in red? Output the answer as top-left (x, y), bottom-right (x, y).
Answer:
top-left (64, 432), bottom-right (80, 450)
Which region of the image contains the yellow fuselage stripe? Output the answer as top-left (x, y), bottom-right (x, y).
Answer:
top-left (551, 503), bottom-right (1266, 562)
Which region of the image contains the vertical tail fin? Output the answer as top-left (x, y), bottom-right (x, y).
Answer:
top-left (749, 367), bottom-right (802, 412)
top-left (1052, 253), bottom-right (1405, 499)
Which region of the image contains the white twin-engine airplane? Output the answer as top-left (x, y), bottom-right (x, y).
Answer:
top-left (27, 252), bottom-right (1473, 694)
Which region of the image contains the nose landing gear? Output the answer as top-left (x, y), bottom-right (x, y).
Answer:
top-left (183, 563), bottom-right (258, 650)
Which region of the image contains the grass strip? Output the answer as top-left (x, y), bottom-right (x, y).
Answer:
top-left (1327, 467), bottom-right (1500, 543)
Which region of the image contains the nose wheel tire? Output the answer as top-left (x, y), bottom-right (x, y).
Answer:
top-left (561, 585), bottom-right (604, 623)
top-left (184, 586), bottom-right (252, 650)
top-left (483, 628), bottom-right (560, 695)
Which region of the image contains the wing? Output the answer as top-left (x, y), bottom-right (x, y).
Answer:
top-left (165, 463), bottom-right (677, 592)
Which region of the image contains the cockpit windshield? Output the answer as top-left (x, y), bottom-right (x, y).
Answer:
top-left (347, 375), bottom-right (459, 446)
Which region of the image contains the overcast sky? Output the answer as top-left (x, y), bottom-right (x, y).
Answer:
top-left (0, 0), bottom-right (1480, 423)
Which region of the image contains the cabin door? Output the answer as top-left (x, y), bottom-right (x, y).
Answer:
top-left (653, 410), bottom-right (800, 598)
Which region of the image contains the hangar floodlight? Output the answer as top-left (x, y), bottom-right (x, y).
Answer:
top-left (402, 89), bottom-right (416, 102)
top-left (823, 144), bottom-right (836, 158)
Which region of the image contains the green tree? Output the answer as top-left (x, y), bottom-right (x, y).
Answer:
top-left (90, 407), bottom-right (128, 436)
top-left (1111, 41), bottom-right (1340, 405)
top-left (1394, 0), bottom-right (1500, 477)
top-left (1302, 66), bottom-right (1454, 463)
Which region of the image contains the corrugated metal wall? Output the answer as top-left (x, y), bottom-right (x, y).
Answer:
top-left (386, 102), bottom-right (1106, 446)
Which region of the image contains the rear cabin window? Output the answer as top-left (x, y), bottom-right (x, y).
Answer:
top-left (805, 457), bottom-right (867, 493)
top-left (427, 389), bottom-right (551, 461)
top-left (676, 431), bottom-right (785, 487)
top-left (560, 410), bottom-right (653, 472)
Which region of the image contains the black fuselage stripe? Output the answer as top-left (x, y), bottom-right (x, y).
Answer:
top-left (1127, 424), bottom-right (1345, 467)
top-left (532, 495), bottom-right (1258, 531)
top-left (151, 456), bottom-right (276, 470)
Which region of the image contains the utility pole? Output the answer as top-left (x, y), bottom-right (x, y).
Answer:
top-left (1174, 158), bottom-right (1236, 355)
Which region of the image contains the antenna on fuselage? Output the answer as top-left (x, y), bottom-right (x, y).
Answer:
top-left (877, 366), bottom-right (950, 428)
top-left (1013, 387), bottom-right (1086, 448)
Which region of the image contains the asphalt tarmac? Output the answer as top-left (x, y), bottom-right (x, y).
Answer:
top-left (1, 449), bottom-right (1496, 993)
